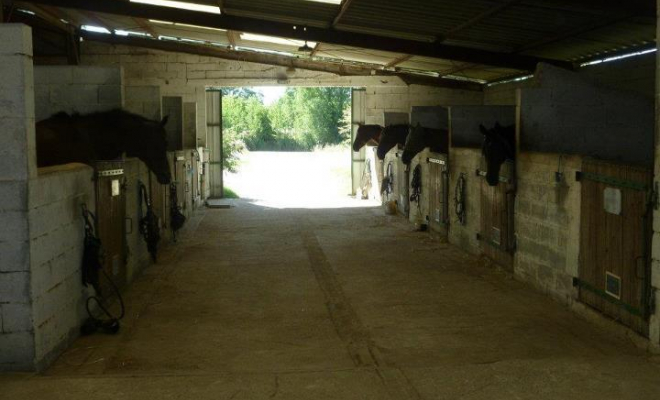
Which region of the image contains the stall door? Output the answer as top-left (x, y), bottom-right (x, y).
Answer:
top-left (577, 159), bottom-right (652, 336)
top-left (428, 153), bottom-right (449, 235)
top-left (478, 160), bottom-right (515, 269)
top-left (396, 151), bottom-right (409, 217)
top-left (95, 161), bottom-right (127, 295)
top-left (174, 151), bottom-right (192, 217)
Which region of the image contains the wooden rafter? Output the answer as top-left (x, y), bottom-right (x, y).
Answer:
top-left (20, 0), bottom-right (573, 71)
top-left (217, 0), bottom-right (238, 48)
top-left (79, 30), bottom-right (483, 91)
top-left (332, 0), bottom-right (354, 27)
top-left (133, 17), bottom-right (157, 37)
top-left (385, 54), bottom-right (413, 69)
top-left (310, 43), bottom-right (321, 57)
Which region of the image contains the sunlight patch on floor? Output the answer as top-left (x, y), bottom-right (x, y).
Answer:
top-left (224, 150), bottom-right (381, 209)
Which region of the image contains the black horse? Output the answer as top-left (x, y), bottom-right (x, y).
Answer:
top-left (401, 123), bottom-right (449, 164)
top-left (352, 124), bottom-right (383, 152)
top-left (376, 124), bottom-right (410, 160)
top-left (36, 109), bottom-right (172, 184)
top-left (480, 123), bottom-right (515, 186)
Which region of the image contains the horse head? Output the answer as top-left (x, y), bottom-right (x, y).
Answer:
top-left (480, 122), bottom-right (515, 186)
top-left (127, 115), bottom-right (172, 184)
top-left (352, 124), bottom-right (383, 152)
top-left (401, 124), bottom-right (426, 164)
top-left (376, 124), bottom-right (410, 160)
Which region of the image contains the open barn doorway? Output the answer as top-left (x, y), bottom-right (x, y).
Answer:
top-left (211, 86), bottom-right (378, 208)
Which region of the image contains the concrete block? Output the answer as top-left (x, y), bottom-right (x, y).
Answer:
top-left (0, 211), bottom-right (29, 242)
top-left (0, 271), bottom-right (30, 303)
top-left (0, 55), bottom-right (33, 90)
top-left (0, 331), bottom-right (35, 371)
top-left (0, 82), bottom-right (34, 119)
top-left (0, 181), bottom-right (27, 212)
top-left (0, 240), bottom-right (29, 273)
top-left (49, 84), bottom-right (99, 107)
top-left (1, 303), bottom-right (33, 333)
top-left (0, 24), bottom-right (33, 56)
top-left (34, 66), bottom-right (74, 85)
top-left (28, 198), bottom-right (78, 239)
top-left (125, 86), bottom-right (160, 103)
top-left (73, 66), bottom-right (122, 85)
top-left (98, 85), bottom-right (123, 105)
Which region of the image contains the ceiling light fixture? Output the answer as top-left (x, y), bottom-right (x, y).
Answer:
top-left (240, 33), bottom-right (315, 48)
top-left (130, 0), bottom-right (220, 14)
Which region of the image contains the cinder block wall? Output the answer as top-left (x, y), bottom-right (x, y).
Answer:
top-left (27, 164), bottom-right (95, 369)
top-left (447, 148), bottom-right (482, 255)
top-left (124, 85), bottom-right (162, 121)
top-left (34, 66), bottom-right (124, 122)
top-left (0, 24), bottom-right (37, 371)
top-left (514, 153), bottom-right (581, 302)
top-left (364, 86), bottom-right (482, 125)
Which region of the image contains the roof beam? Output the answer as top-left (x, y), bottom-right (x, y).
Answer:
top-left (216, 0), bottom-right (239, 49)
top-left (332, 0), bottom-right (354, 27)
top-left (20, 0), bottom-right (572, 71)
top-left (79, 30), bottom-right (482, 91)
top-left (310, 42), bottom-right (321, 57)
top-left (385, 54), bottom-right (413, 69)
top-left (132, 17), bottom-right (157, 37)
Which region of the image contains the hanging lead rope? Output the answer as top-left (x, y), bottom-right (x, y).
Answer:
top-left (410, 164), bottom-right (422, 203)
top-left (169, 182), bottom-right (186, 241)
top-left (80, 203), bottom-right (125, 335)
top-left (139, 181), bottom-right (160, 262)
top-left (381, 161), bottom-right (394, 195)
top-left (454, 173), bottom-right (467, 225)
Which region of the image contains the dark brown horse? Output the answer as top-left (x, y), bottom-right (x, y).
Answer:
top-left (480, 123), bottom-right (515, 186)
top-left (401, 123), bottom-right (449, 164)
top-left (376, 124), bottom-right (410, 160)
top-left (352, 124), bottom-right (383, 152)
top-left (36, 109), bottom-right (172, 184)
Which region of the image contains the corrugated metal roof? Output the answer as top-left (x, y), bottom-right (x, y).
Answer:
top-left (18, 0), bottom-right (657, 84)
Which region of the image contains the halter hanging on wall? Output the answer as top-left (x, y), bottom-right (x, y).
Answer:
top-left (139, 181), bottom-right (160, 262)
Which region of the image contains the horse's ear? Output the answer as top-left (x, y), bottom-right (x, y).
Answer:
top-left (494, 122), bottom-right (501, 129)
top-left (160, 116), bottom-right (169, 126)
top-left (479, 124), bottom-right (490, 136)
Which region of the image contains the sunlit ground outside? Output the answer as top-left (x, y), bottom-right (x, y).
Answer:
top-left (224, 147), bottom-right (381, 209)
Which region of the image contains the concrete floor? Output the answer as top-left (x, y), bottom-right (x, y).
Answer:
top-left (2, 201), bottom-right (660, 399)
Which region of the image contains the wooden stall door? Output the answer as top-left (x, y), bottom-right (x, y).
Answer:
top-left (428, 154), bottom-right (449, 235)
top-left (174, 152), bottom-right (188, 217)
top-left (95, 161), bottom-right (127, 294)
top-left (479, 161), bottom-right (515, 269)
top-left (577, 159), bottom-right (652, 336)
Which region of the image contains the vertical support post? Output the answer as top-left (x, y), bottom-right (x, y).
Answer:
top-left (0, 23), bottom-right (37, 371)
top-left (206, 89), bottom-right (223, 198)
top-left (649, 0), bottom-right (660, 348)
